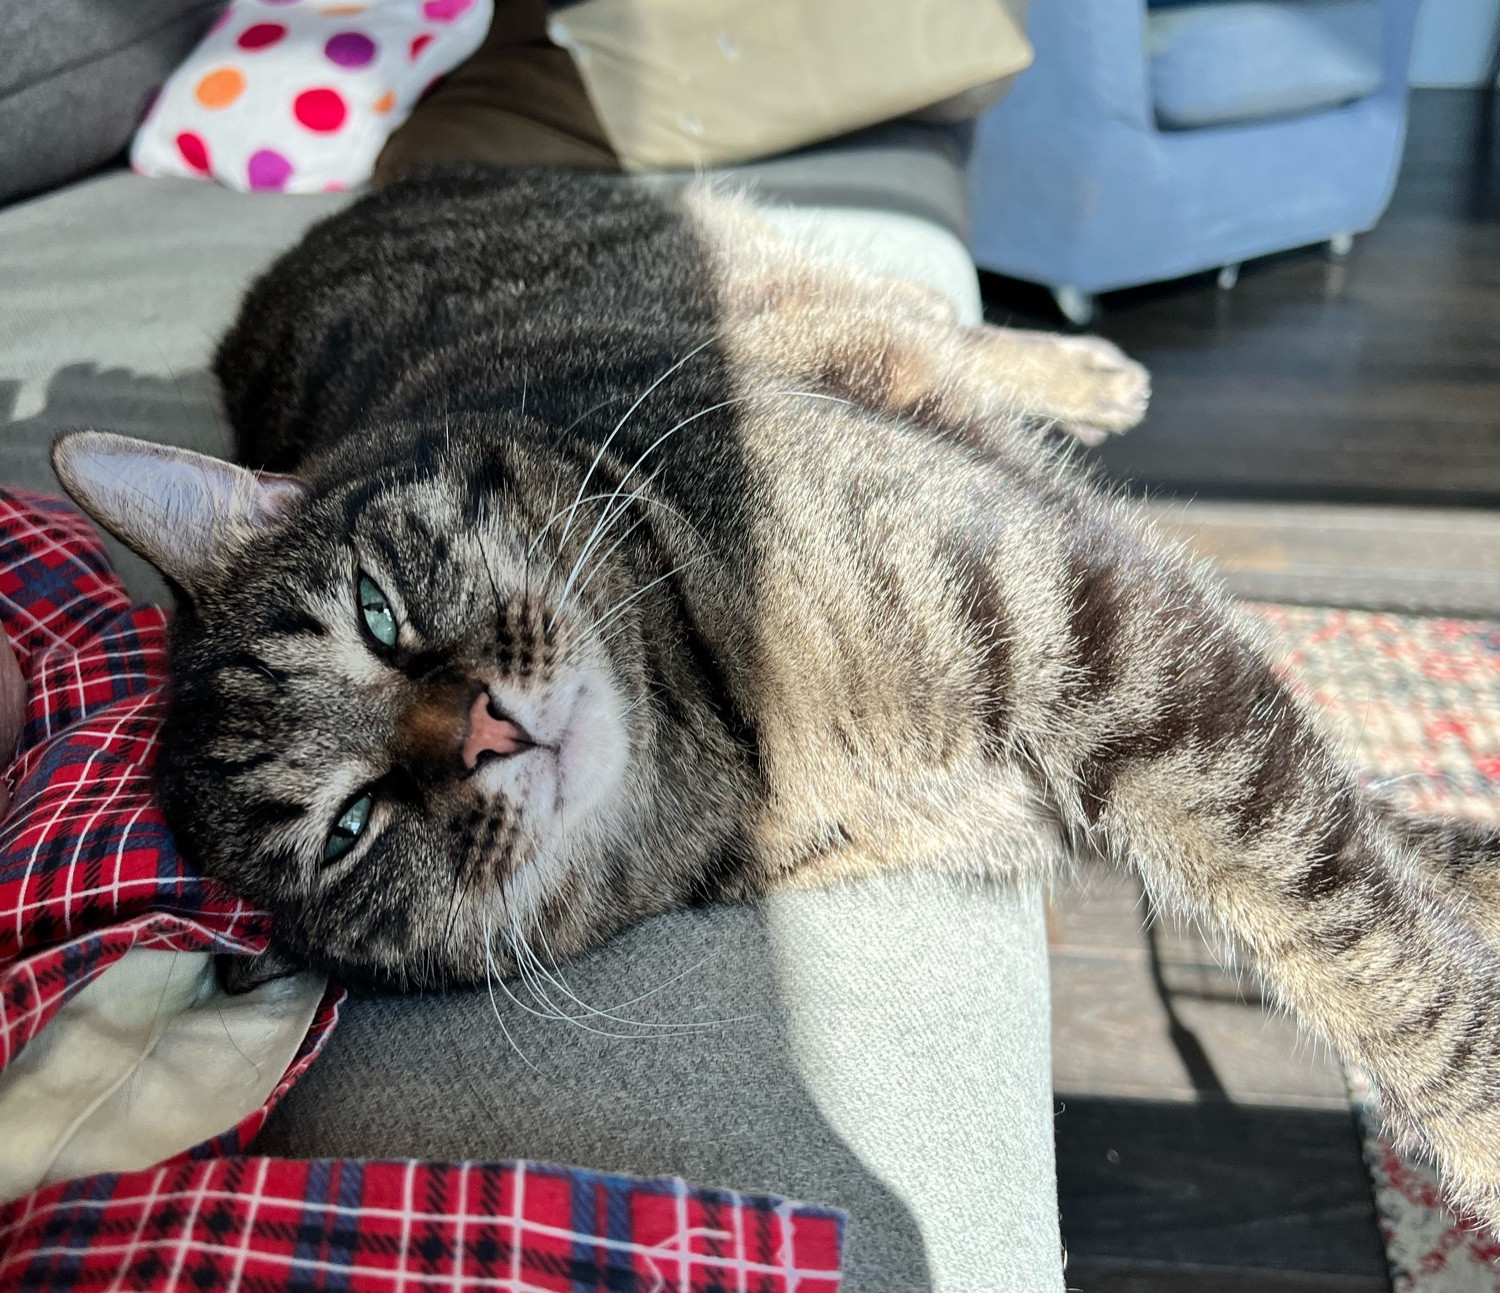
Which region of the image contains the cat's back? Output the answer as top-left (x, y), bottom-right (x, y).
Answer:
top-left (217, 166), bottom-right (724, 473)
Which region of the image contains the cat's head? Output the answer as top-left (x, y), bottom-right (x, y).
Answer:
top-left (51, 427), bottom-right (717, 987)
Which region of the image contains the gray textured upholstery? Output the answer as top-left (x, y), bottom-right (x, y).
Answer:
top-left (0, 131), bottom-right (1063, 1291)
top-left (0, 0), bottom-right (223, 204)
top-left (258, 875), bottom-right (1061, 1293)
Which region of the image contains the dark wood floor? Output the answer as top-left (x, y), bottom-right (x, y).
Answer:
top-left (982, 88), bottom-right (1500, 507)
top-left (980, 89), bottom-right (1500, 1293)
top-left (1050, 873), bottom-right (1389, 1293)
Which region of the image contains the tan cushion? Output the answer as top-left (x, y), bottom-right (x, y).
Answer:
top-left (547, 0), bottom-right (1032, 171)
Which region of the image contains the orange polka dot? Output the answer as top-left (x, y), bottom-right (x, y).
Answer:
top-left (322, 4), bottom-right (367, 12)
top-left (195, 66), bottom-right (246, 110)
top-left (373, 89), bottom-right (397, 114)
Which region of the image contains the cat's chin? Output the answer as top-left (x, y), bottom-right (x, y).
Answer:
top-left (553, 671), bottom-right (629, 829)
top-left (472, 668), bottom-right (628, 834)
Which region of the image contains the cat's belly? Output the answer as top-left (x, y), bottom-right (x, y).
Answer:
top-left (724, 399), bottom-right (1069, 889)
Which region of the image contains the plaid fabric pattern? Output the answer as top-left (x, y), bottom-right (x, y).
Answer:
top-left (0, 488), bottom-right (845, 1291)
top-left (0, 1159), bottom-right (844, 1293)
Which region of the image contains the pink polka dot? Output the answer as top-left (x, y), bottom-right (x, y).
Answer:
top-left (423, 0), bottom-right (474, 19)
top-left (237, 23), bottom-right (286, 50)
top-left (247, 149), bottom-right (293, 191)
top-left (324, 31), bottom-right (377, 67)
top-left (409, 33), bottom-right (434, 59)
top-left (293, 87), bottom-right (348, 132)
top-left (175, 131), bottom-right (210, 173)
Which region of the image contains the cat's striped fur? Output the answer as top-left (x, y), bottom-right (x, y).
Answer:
top-left (53, 167), bottom-right (1500, 1228)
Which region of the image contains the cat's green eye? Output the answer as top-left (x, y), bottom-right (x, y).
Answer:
top-left (323, 792), bottom-right (373, 864)
top-left (358, 574), bottom-right (398, 648)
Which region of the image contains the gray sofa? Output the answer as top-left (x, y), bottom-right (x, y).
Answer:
top-left (0, 75), bottom-right (1065, 1293)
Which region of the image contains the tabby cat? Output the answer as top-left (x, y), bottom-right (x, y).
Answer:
top-left (53, 167), bottom-right (1500, 1229)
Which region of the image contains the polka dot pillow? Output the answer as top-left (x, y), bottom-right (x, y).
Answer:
top-left (131, 0), bottom-right (492, 193)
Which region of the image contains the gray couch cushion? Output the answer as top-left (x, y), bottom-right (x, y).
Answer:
top-left (256, 875), bottom-right (1063, 1293)
top-left (0, 1), bottom-right (225, 205)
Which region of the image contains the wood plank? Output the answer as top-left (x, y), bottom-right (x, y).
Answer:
top-left (1050, 871), bottom-right (1350, 1110)
top-left (1064, 1259), bottom-right (1390, 1293)
top-left (1141, 498), bottom-right (1500, 616)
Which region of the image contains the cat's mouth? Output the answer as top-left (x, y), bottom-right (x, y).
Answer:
top-left (471, 673), bottom-right (627, 829)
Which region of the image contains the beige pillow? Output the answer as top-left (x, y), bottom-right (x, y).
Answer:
top-left (547, 0), bottom-right (1032, 172)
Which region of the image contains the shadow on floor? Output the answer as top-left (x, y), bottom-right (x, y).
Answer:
top-left (1057, 1095), bottom-right (1389, 1293)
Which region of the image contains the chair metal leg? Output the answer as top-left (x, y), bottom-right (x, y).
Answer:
top-left (1328, 232), bottom-right (1354, 258)
top-left (1052, 286), bottom-right (1097, 329)
top-left (1216, 263), bottom-right (1240, 290)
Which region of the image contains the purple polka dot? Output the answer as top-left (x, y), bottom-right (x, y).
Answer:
top-left (325, 31), bottom-right (377, 68)
top-left (247, 149), bottom-right (293, 191)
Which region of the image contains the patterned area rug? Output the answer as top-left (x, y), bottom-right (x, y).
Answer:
top-left (1251, 604), bottom-right (1500, 1289)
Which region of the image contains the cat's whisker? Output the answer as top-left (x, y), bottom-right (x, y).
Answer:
top-left (470, 511), bottom-right (509, 635)
top-left (573, 516), bottom-right (647, 599)
top-left (523, 472), bottom-right (563, 601)
top-left (614, 688), bottom-right (660, 725)
top-left (507, 928), bottom-right (700, 1038)
top-left (440, 860), bottom-right (474, 955)
top-left (575, 489), bottom-right (714, 607)
top-left (554, 388), bottom-right (851, 628)
top-left (552, 390), bottom-right (840, 629)
top-left (506, 916), bottom-right (725, 1036)
top-left (526, 491), bottom-right (630, 562)
top-left (553, 336), bottom-right (716, 557)
top-left (557, 391), bottom-right (630, 440)
top-left (525, 473), bottom-right (563, 576)
top-left (489, 923), bottom-right (580, 1026)
top-left (531, 923), bottom-right (744, 1032)
top-left (575, 558), bottom-right (705, 647)
top-left (480, 912), bottom-right (542, 1074)
top-left (549, 474), bottom-right (663, 627)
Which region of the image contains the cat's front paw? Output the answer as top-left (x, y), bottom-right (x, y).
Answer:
top-left (1044, 335), bottom-right (1151, 444)
top-left (979, 325), bottom-right (1151, 444)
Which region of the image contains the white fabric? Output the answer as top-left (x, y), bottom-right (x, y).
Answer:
top-left (131, 0), bottom-right (491, 193)
top-left (0, 949), bottom-right (324, 1201)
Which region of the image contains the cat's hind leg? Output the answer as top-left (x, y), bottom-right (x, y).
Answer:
top-left (1011, 495), bottom-right (1500, 1231)
top-left (1381, 811), bottom-right (1500, 943)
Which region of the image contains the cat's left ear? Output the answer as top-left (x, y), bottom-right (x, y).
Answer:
top-left (51, 431), bottom-right (307, 599)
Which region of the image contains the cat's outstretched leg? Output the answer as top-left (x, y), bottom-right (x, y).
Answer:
top-left (1013, 497), bottom-right (1500, 1230)
top-left (1381, 812), bottom-right (1500, 943)
top-left (683, 190), bottom-right (1150, 445)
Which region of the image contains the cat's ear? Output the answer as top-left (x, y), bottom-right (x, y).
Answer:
top-left (51, 431), bottom-right (307, 598)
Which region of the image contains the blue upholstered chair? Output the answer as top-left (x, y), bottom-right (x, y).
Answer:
top-left (968, 0), bottom-right (1423, 325)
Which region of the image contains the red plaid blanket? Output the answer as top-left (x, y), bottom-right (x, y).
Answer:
top-left (0, 489), bottom-right (844, 1292)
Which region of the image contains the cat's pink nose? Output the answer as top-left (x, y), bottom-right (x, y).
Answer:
top-left (463, 693), bottom-right (532, 769)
